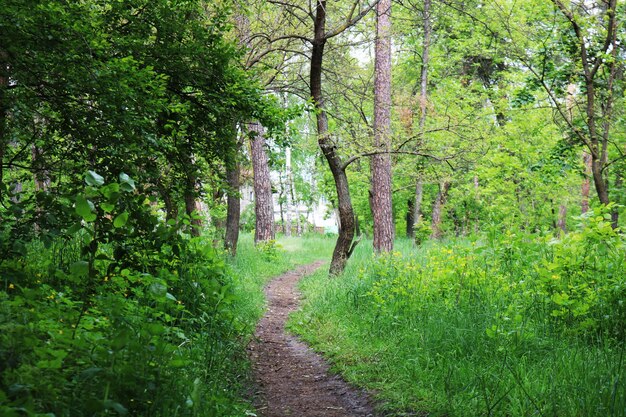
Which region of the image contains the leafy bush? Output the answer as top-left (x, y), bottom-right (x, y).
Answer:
top-left (255, 239), bottom-right (284, 261)
top-left (0, 173), bottom-right (252, 416)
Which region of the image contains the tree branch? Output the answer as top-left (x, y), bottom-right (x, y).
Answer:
top-left (325, 0), bottom-right (379, 39)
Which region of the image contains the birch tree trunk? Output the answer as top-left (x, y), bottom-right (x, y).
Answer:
top-left (370, 0), bottom-right (394, 253)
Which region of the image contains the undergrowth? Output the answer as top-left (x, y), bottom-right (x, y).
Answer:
top-left (0, 171), bottom-right (332, 417)
top-left (290, 207), bottom-right (626, 417)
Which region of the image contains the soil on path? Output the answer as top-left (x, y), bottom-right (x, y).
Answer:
top-left (248, 261), bottom-right (378, 417)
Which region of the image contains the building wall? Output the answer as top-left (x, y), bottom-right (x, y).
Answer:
top-left (240, 184), bottom-right (338, 233)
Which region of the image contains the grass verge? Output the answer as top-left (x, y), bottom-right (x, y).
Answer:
top-left (289, 230), bottom-right (626, 417)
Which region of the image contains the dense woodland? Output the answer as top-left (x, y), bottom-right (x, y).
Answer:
top-left (1, 0), bottom-right (625, 416)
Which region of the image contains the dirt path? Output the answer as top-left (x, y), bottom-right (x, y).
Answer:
top-left (248, 261), bottom-right (377, 417)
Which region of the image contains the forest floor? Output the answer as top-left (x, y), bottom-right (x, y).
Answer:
top-left (248, 261), bottom-right (378, 417)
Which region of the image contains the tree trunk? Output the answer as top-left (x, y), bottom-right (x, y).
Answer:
top-left (0, 50), bottom-right (8, 204)
top-left (162, 187), bottom-right (177, 222)
top-left (551, 0), bottom-right (618, 228)
top-left (311, 1), bottom-right (356, 275)
top-left (284, 148), bottom-right (293, 236)
top-left (431, 181), bottom-right (450, 239)
top-left (414, 179), bottom-right (423, 223)
top-left (278, 178), bottom-right (285, 234)
top-left (406, 198), bottom-right (415, 238)
top-left (581, 151), bottom-right (591, 214)
top-left (183, 166), bottom-right (203, 237)
top-left (613, 171), bottom-right (622, 227)
top-left (408, 0), bottom-right (431, 240)
top-left (418, 0), bottom-right (431, 133)
top-left (248, 122), bottom-right (275, 243)
top-left (224, 137), bottom-right (242, 255)
top-left (236, 7), bottom-right (275, 243)
top-left (370, 0), bottom-right (394, 253)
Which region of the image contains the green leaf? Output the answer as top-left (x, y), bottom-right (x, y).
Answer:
top-left (100, 183), bottom-right (120, 200)
top-left (101, 202), bottom-right (115, 213)
top-left (113, 212), bottom-right (129, 228)
top-left (145, 323), bottom-right (165, 335)
top-left (169, 358), bottom-right (191, 368)
top-left (85, 171), bottom-right (104, 187)
top-left (76, 195), bottom-right (97, 222)
top-left (70, 261), bottom-right (89, 277)
top-left (149, 281), bottom-right (167, 298)
top-left (103, 400), bottom-right (128, 415)
top-left (119, 173), bottom-right (135, 192)
top-left (67, 222), bottom-right (83, 235)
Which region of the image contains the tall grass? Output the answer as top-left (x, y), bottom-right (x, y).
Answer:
top-left (289, 217), bottom-right (626, 416)
top-left (227, 233), bottom-right (334, 331)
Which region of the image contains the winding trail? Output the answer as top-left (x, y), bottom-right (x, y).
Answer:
top-left (248, 261), bottom-right (377, 417)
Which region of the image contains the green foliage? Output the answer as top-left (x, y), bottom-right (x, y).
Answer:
top-left (413, 215), bottom-right (431, 245)
top-left (291, 220), bottom-right (626, 417)
top-left (255, 239), bottom-right (283, 262)
top-left (0, 174), bottom-right (252, 416)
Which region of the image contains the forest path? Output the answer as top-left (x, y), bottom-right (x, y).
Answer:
top-left (248, 261), bottom-right (377, 417)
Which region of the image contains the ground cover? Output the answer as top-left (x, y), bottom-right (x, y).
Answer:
top-left (290, 211), bottom-right (626, 416)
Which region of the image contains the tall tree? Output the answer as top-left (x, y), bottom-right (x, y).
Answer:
top-left (408, 0), bottom-right (432, 239)
top-left (504, 0), bottom-right (622, 228)
top-left (310, 0), bottom-right (376, 274)
top-left (249, 122), bottom-right (276, 243)
top-left (370, 0), bottom-right (394, 252)
top-left (235, 5), bottom-right (284, 245)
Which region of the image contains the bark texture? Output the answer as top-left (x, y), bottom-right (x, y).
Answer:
top-left (310, 1), bottom-right (357, 275)
top-left (370, 0), bottom-right (394, 253)
top-left (249, 122), bottom-right (275, 243)
top-left (581, 151), bottom-right (591, 214)
top-left (413, 179), bottom-right (424, 231)
top-left (431, 180), bottom-right (451, 239)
